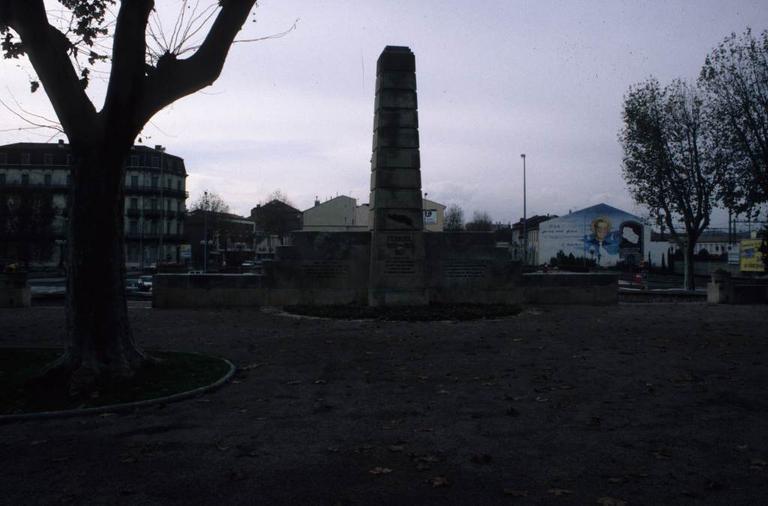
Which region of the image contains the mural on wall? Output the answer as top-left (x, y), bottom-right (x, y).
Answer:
top-left (539, 204), bottom-right (646, 267)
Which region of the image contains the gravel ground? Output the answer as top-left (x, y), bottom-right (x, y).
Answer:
top-left (1, 302), bottom-right (767, 505)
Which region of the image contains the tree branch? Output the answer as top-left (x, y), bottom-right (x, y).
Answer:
top-left (102, 0), bottom-right (154, 146)
top-left (2, 0), bottom-right (98, 144)
top-left (138, 0), bottom-right (257, 125)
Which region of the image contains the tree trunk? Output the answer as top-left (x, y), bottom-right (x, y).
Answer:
top-left (55, 145), bottom-right (147, 390)
top-left (683, 240), bottom-right (696, 291)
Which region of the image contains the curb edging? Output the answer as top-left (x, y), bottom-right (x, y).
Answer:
top-left (0, 355), bottom-right (236, 423)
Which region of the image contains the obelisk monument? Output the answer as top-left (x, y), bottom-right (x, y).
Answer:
top-left (368, 46), bottom-right (427, 306)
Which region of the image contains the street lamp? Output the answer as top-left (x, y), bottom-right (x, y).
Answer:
top-left (203, 191), bottom-right (208, 273)
top-left (520, 153), bottom-right (527, 265)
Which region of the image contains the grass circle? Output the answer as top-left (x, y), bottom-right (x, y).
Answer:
top-left (0, 348), bottom-right (233, 418)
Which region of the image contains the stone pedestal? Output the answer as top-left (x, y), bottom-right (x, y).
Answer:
top-left (368, 46), bottom-right (427, 306)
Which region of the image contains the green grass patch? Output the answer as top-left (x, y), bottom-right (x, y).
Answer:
top-left (283, 303), bottom-right (522, 321)
top-left (0, 348), bottom-right (231, 416)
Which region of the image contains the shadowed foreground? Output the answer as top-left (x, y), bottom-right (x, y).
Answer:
top-left (1, 303), bottom-right (766, 505)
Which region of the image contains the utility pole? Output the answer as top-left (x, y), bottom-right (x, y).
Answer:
top-left (520, 153), bottom-right (527, 265)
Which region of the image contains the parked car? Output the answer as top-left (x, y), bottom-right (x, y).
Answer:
top-left (125, 279), bottom-right (139, 293)
top-left (137, 275), bottom-right (153, 292)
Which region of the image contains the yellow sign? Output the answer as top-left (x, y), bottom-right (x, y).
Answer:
top-left (740, 239), bottom-right (766, 272)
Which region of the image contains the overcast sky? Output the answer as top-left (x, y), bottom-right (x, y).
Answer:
top-left (2, 1), bottom-right (767, 227)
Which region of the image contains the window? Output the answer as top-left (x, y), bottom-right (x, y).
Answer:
top-left (66, 174), bottom-right (71, 186)
top-left (0, 152), bottom-right (7, 165)
top-left (129, 220), bottom-right (138, 234)
top-left (151, 176), bottom-right (159, 188)
top-left (130, 175), bottom-right (139, 188)
top-left (166, 221), bottom-right (171, 234)
top-left (167, 177), bottom-right (172, 189)
top-left (166, 199), bottom-right (171, 211)
top-left (130, 198), bottom-right (138, 209)
top-left (43, 153), bottom-right (53, 165)
top-left (65, 155), bottom-right (71, 166)
top-left (176, 180), bottom-right (181, 191)
top-left (130, 155), bottom-right (139, 166)
top-left (0, 173), bottom-right (5, 184)
top-left (152, 156), bottom-right (160, 167)
top-left (44, 173), bottom-right (52, 185)
top-left (21, 152), bottom-right (31, 165)
top-left (21, 173), bottom-right (29, 185)
top-left (150, 198), bottom-right (158, 210)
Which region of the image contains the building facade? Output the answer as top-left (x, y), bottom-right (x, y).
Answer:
top-left (0, 141), bottom-right (187, 270)
top-left (301, 195), bottom-right (446, 232)
top-left (184, 210), bottom-right (256, 270)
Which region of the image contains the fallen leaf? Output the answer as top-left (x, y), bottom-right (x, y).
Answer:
top-left (503, 489), bottom-right (528, 497)
top-left (548, 489), bottom-right (573, 496)
top-left (241, 362), bottom-right (265, 370)
top-left (415, 463), bottom-right (431, 471)
top-left (596, 497), bottom-right (626, 506)
top-left (313, 379), bottom-right (327, 384)
top-left (535, 396), bottom-right (549, 402)
top-left (369, 467), bottom-right (393, 475)
top-left (607, 477), bottom-right (625, 484)
top-left (388, 445), bottom-right (405, 452)
top-left (286, 380), bottom-right (302, 385)
top-left (430, 476), bottom-right (451, 488)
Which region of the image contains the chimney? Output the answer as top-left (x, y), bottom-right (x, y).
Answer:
top-left (57, 139), bottom-right (65, 147)
top-left (314, 196), bottom-right (320, 207)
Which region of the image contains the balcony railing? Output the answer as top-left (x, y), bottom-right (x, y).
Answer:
top-left (0, 182), bottom-right (70, 192)
top-left (124, 185), bottom-right (188, 199)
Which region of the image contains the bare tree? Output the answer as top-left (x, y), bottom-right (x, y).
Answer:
top-left (266, 189), bottom-right (291, 205)
top-left (190, 191), bottom-right (230, 214)
top-left (1, 1), bottom-right (260, 390)
top-left (443, 204), bottom-right (464, 231)
top-left (620, 78), bottom-right (722, 290)
top-left (465, 210), bottom-right (493, 231)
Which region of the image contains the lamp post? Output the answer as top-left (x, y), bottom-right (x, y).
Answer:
top-left (203, 191), bottom-right (208, 273)
top-left (520, 153), bottom-right (527, 265)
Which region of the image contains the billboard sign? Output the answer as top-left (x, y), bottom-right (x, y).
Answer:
top-left (739, 239), bottom-right (766, 272)
top-left (424, 209), bottom-right (437, 225)
top-left (539, 204), bottom-right (645, 267)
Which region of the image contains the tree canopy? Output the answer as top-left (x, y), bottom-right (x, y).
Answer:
top-left (700, 28), bottom-right (768, 214)
top-left (620, 78), bottom-right (723, 289)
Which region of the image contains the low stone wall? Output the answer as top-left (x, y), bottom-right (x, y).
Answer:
top-left (153, 274), bottom-right (367, 308)
top-left (425, 233), bottom-right (524, 305)
top-left (0, 273), bottom-right (31, 308)
top-left (522, 272), bottom-right (619, 305)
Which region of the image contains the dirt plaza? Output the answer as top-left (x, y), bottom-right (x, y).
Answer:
top-left (1, 302), bottom-right (767, 505)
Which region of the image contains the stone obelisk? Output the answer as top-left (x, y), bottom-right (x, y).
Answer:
top-left (368, 46), bottom-right (427, 306)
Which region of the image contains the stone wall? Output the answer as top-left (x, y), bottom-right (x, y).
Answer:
top-left (522, 272), bottom-right (619, 305)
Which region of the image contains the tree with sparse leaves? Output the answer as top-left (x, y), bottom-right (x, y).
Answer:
top-left (620, 78), bottom-right (723, 290)
top-left (700, 28), bottom-right (768, 214)
top-left (443, 204), bottom-right (464, 231)
top-left (0, 1), bottom-right (260, 390)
